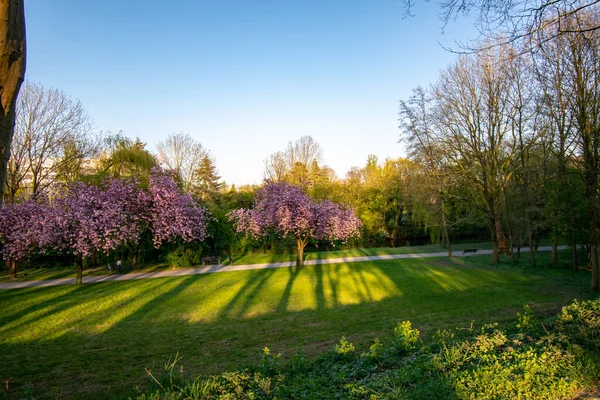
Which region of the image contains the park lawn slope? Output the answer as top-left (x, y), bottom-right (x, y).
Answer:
top-left (0, 253), bottom-right (595, 399)
top-left (136, 298), bottom-right (600, 400)
top-left (0, 243), bottom-right (495, 283)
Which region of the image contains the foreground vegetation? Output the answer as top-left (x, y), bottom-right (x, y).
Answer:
top-left (137, 298), bottom-right (600, 399)
top-left (0, 249), bottom-right (595, 399)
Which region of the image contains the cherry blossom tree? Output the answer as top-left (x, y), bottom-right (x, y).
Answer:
top-left (147, 168), bottom-right (210, 248)
top-left (42, 179), bottom-right (149, 284)
top-left (0, 198), bottom-right (46, 280)
top-left (229, 182), bottom-right (362, 267)
top-left (1, 170), bottom-right (209, 284)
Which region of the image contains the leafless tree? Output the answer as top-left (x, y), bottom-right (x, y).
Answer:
top-left (549, 12), bottom-right (600, 289)
top-left (155, 133), bottom-right (209, 194)
top-left (0, 0), bottom-right (26, 206)
top-left (5, 82), bottom-right (98, 202)
top-left (432, 45), bottom-right (522, 262)
top-left (263, 135), bottom-right (325, 189)
top-left (399, 86), bottom-right (456, 256)
top-left (402, 0), bottom-right (599, 52)
top-left (264, 151), bottom-right (288, 182)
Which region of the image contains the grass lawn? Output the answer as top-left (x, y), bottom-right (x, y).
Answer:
top-left (0, 242), bottom-right (496, 283)
top-left (0, 248), bottom-right (595, 399)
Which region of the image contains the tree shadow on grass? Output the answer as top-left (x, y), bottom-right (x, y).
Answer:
top-left (0, 278), bottom-right (173, 342)
top-left (277, 266), bottom-right (302, 312)
top-left (0, 259), bottom-right (596, 400)
top-left (2, 258), bottom-right (595, 399)
top-left (218, 267), bottom-right (277, 320)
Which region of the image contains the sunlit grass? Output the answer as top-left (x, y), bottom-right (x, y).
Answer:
top-left (0, 250), bottom-right (594, 399)
top-left (0, 242), bottom-right (498, 283)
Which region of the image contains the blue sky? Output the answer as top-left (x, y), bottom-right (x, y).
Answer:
top-left (25, 0), bottom-right (478, 186)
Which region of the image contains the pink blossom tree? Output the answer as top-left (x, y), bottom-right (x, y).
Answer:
top-left (0, 198), bottom-right (46, 280)
top-left (42, 179), bottom-right (149, 284)
top-left (229, 182), bottom-right (362, 267)
top-left (147, 168), bottom-right (210, 248)
top-left (40, 171), bottom-right (209, 284)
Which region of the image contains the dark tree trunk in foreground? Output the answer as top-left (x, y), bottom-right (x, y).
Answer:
top-left (0, 0), bottom-right (26, 206)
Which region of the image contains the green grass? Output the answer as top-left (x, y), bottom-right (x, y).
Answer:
top-left (228, 242), bottom-right (490, 265)
top-left (0, 249), bottom-right (595, 399)
top-left (0, 242), bottom-right (495, 283)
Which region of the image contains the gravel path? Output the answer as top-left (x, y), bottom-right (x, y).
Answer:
top-left (0, 245), bottom-right (567, 289)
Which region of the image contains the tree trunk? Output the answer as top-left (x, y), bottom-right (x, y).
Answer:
top-left (441, 199), bottom-right (452, 258)
top-left (572, 232), bottom-right (578, 271)
top-left (528, 231), bottom-right (536, 267)
top-left (552, 238), bottom-right (558, 268)
top-left (226, 245), bottom-right (233, 264)
top-left (76, 256), bottom-right (83, 285)
top-left (131, 246), bottom-right (138, 270)
top-left (502, 192), bottom-right (516, 265)
top-left (0, 0), bottom-right (26, 206)
top-left (590, 220), bottom-right (599, 291)
top-left (390, 209), bottom-right (402, 248)
top-left (591, 244), bottom-right (599, 291)
top-left (495, 213), bottom-right (511, 257)
top-left (296, 238), bottom-right (306, 267)
top-left (491, 228), bottom-right (500, 264)
top-left (8, 259), bottom-right (16, 280)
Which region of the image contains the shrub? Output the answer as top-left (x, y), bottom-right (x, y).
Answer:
top-left (164, 243), bottom-right (204, 268)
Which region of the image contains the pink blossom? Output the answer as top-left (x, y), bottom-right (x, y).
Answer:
top-left (42, 179), bottom-right (149, 257)
top-left (0, 198), bottom-right (47, 262)
top-left (148, 168), bottom-right (209, 247)
top-left (229, 182), bottom-right (362, 245)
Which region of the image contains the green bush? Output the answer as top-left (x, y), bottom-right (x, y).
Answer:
top-left (164, 243), bottom-right (204, 268)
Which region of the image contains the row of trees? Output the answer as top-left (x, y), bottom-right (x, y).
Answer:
top-left (3, 81), bottom-right (428, 257)
top-left (398, 9), bottom-right (600, 288)
top-left (4, 81), bottom-right (221, 204)
top-left (0, 169), bottom-right (209, 283)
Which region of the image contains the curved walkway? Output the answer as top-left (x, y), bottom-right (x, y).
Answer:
top-left (0, 246), bottom-right (567, 289)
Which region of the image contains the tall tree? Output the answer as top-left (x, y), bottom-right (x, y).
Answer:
top-left (399, 86), bottom-right (456, 255)
top-left (264, 135), bottom-right (331, 190)
top-left (433, 45), bottom-right (521, 262)
top-left (5, 81), bottom-right (97, 202)
top-left (560, 12), bottom-right (600, 289)
top-left (193, 154), bottom-right (222, 201)
top-left (97, 134), bottom-right (157, 186)
top-left (0, 0), bottom-right (26, 206)
top-left (155, 133), bottom-right (209, 194)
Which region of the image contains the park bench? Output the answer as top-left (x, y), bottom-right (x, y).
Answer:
top-left (201, 256), bottom-right (220, 265)
top-left (462, 249), bottom-right (478, 255)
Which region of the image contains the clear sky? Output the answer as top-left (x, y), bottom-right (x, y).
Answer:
top-left (24, 0), bottom-right (478, 186)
